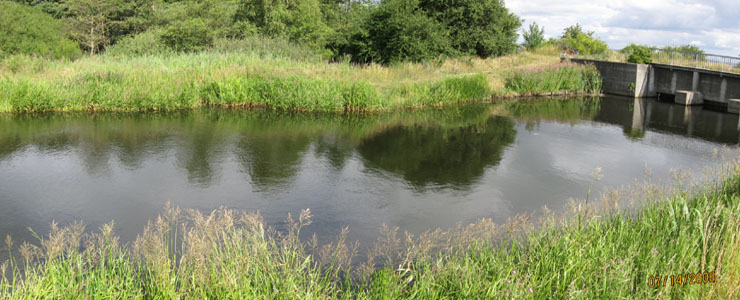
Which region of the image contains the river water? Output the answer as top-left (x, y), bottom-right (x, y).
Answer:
top-left (0, 96), bottom-right (737, 250)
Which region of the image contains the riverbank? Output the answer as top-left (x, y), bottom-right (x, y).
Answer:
top-left (0, 49), bottom-right (601, 113)
top-left (2, 159), bottom-right (739, 299)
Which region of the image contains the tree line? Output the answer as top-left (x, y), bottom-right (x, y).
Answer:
top-left (0, 0), bottom-right (522, 64)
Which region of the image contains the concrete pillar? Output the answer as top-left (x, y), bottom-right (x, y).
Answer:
top-left (720, 78), bottom-right (727, 102)
top-left (692, 71), bottom-right (700, 91)
top-left (648, 66), bottom-right (656, 95)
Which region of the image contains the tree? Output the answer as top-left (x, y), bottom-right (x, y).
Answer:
top-left (350, 0), bottom-right (455, 64)
top-left (0, 1), bottom-right (80, 59)
top-left (418, 0), bottom-right (521, 57)
top-left (161, 18), bottom-right (213, 52)
top-left (235, 0), bottom-right (331, 49)
top-left (63, 0), bottom-right (117, 56)
top-left (621, 44), bottom-right (652, 64)
top-left (561, 23), bottom-right (607, 55)
top-left (522, 22), bottom-right (545, 49)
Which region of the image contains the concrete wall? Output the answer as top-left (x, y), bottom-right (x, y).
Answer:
top-left (726, 76), bottom-right (740, 101)
top-left (650, 64), bottom-right (740, 104)
top-left (699, 73), bottom-right (724, 102)
top-left (572, 59), bottom-right (740, 112)
top-left (571, 59), bottom-right (656, 97)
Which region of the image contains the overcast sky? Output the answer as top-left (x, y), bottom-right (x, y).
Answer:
top-left (508, 0), bottom-right (740, 56)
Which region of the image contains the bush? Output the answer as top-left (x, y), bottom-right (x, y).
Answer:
top-left (161, 18), bottom-right (213, 52)
top-left (561, 24), bottom-right (608, 55)
top-left (622, 44), bottom-right (652, 64)
top-left (350, 0), bottom-right (456, 64)
top-left (0, 1), bottom-right (81, 59)
top-left (235, 0), bottom-right (330, 50)
top-left (105, 29), bottom-right (172, 57)
top-left (419, 0), bottom-right (521, 57)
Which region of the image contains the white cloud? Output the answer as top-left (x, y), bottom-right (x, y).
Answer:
top-left (509, 0), bottom-right (740, 56)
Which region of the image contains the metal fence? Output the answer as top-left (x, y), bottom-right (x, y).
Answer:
top-left (649, 48), bottom-right (740, 74)
top-left (568, 48), bottom-right (740, 74)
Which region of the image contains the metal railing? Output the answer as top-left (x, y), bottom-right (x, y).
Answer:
top-left (568, 48), bottom-right (740, 75)
top-left (649, 48), bottom-right (740, 74)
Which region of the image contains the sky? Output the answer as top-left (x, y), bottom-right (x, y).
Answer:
top-left (508, 0), bottom-right (740, 56)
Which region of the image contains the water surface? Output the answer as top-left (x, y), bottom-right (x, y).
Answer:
top-left (0, 96), bottom-right (737, 250)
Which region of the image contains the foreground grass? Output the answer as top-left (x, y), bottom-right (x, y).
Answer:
top-left (2, 160), bottom-right (740, 299)
top-left (0, 47), bottom-right (581, 113)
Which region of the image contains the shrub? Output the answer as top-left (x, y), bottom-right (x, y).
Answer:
top-left (234, 0), bottom-right (331, 50)
top-left (351, 0), bottom-right (456, 64)
top-left (105, 29), bottom-right (172, 57)
top-left (0, 1), bottom-right (81, 59)
top-left (419, 0), bottom-right (521, 57)
top-left (561, 24), bottom-right (608, 55)
top-left (622, 44), bottom-right (652, 64)
top-left (161, 18), bottom-right (213, 52)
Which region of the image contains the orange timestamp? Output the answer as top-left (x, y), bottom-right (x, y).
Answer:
top-left (648, 271), bottom-right (715, 288)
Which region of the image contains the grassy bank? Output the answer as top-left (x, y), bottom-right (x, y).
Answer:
top-left (0, 47), bottom-right (602, 113)
top-left (2, 161), bottom-right (739, 299)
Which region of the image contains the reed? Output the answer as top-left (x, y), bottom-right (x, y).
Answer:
top-left (504, 62), bottom-right (603, 94)
top-left (0, 49), bottom-right (598, 113)
top-left (2, 160), bottom-right (739, 299)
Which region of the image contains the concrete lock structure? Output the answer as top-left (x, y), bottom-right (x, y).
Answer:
top-left (571, 59), bottom-right (740, 114)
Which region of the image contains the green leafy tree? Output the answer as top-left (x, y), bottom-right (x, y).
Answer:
top-left (63, 0), bottom-right (118, 56)
top-left (352, 0), bottom-right (455, 64)
top-left (522, 22), bottom-right (545, 49)
top-left (621, 44), bottom-right (652, 64)
top-left (105, 0), bottom-right (157, 45)
top-left (561, 23), bottom-right (608, 55)
top-left (235, 0), bottom-right (331, 49)
top-left (418, 0), bottom-right (521, 57)
top-left (322, 0), bottom-right (374, 58)
top-left (9, 0), bottom-right (66, 17)
top-left (161, 18), bottom-right (213, 52)
top-left (0, 1), bottom-right (80, 59)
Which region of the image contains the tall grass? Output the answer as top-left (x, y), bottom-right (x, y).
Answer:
top-left (3, 160), bottom-right (740, 299)
top-left (505, 62), bottom-right (603, 94)
top-left (0, 48), bottom-right (596, 113)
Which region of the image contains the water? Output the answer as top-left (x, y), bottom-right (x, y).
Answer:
top-left (0, 96), bottom-right (737, 251)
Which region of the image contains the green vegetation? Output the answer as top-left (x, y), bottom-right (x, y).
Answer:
top-left (622, 44), bottom-right (653, 64)
top-left (0, 1), bottom-right (80, 59)
top-left (504, 63), bottom-right (602, 94)
top-left (2, 156), bottom-right (739, 298)
top-left (6, 0), bottom-right (521, 64)
top-left (0, 0), bottom-right (607, 113)
top-left (561, 23), bottom-right (608, 55)
top-left (522, 22), bottom-right (545, 50)
top-left (0, 47), bottom-right (600, 113)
